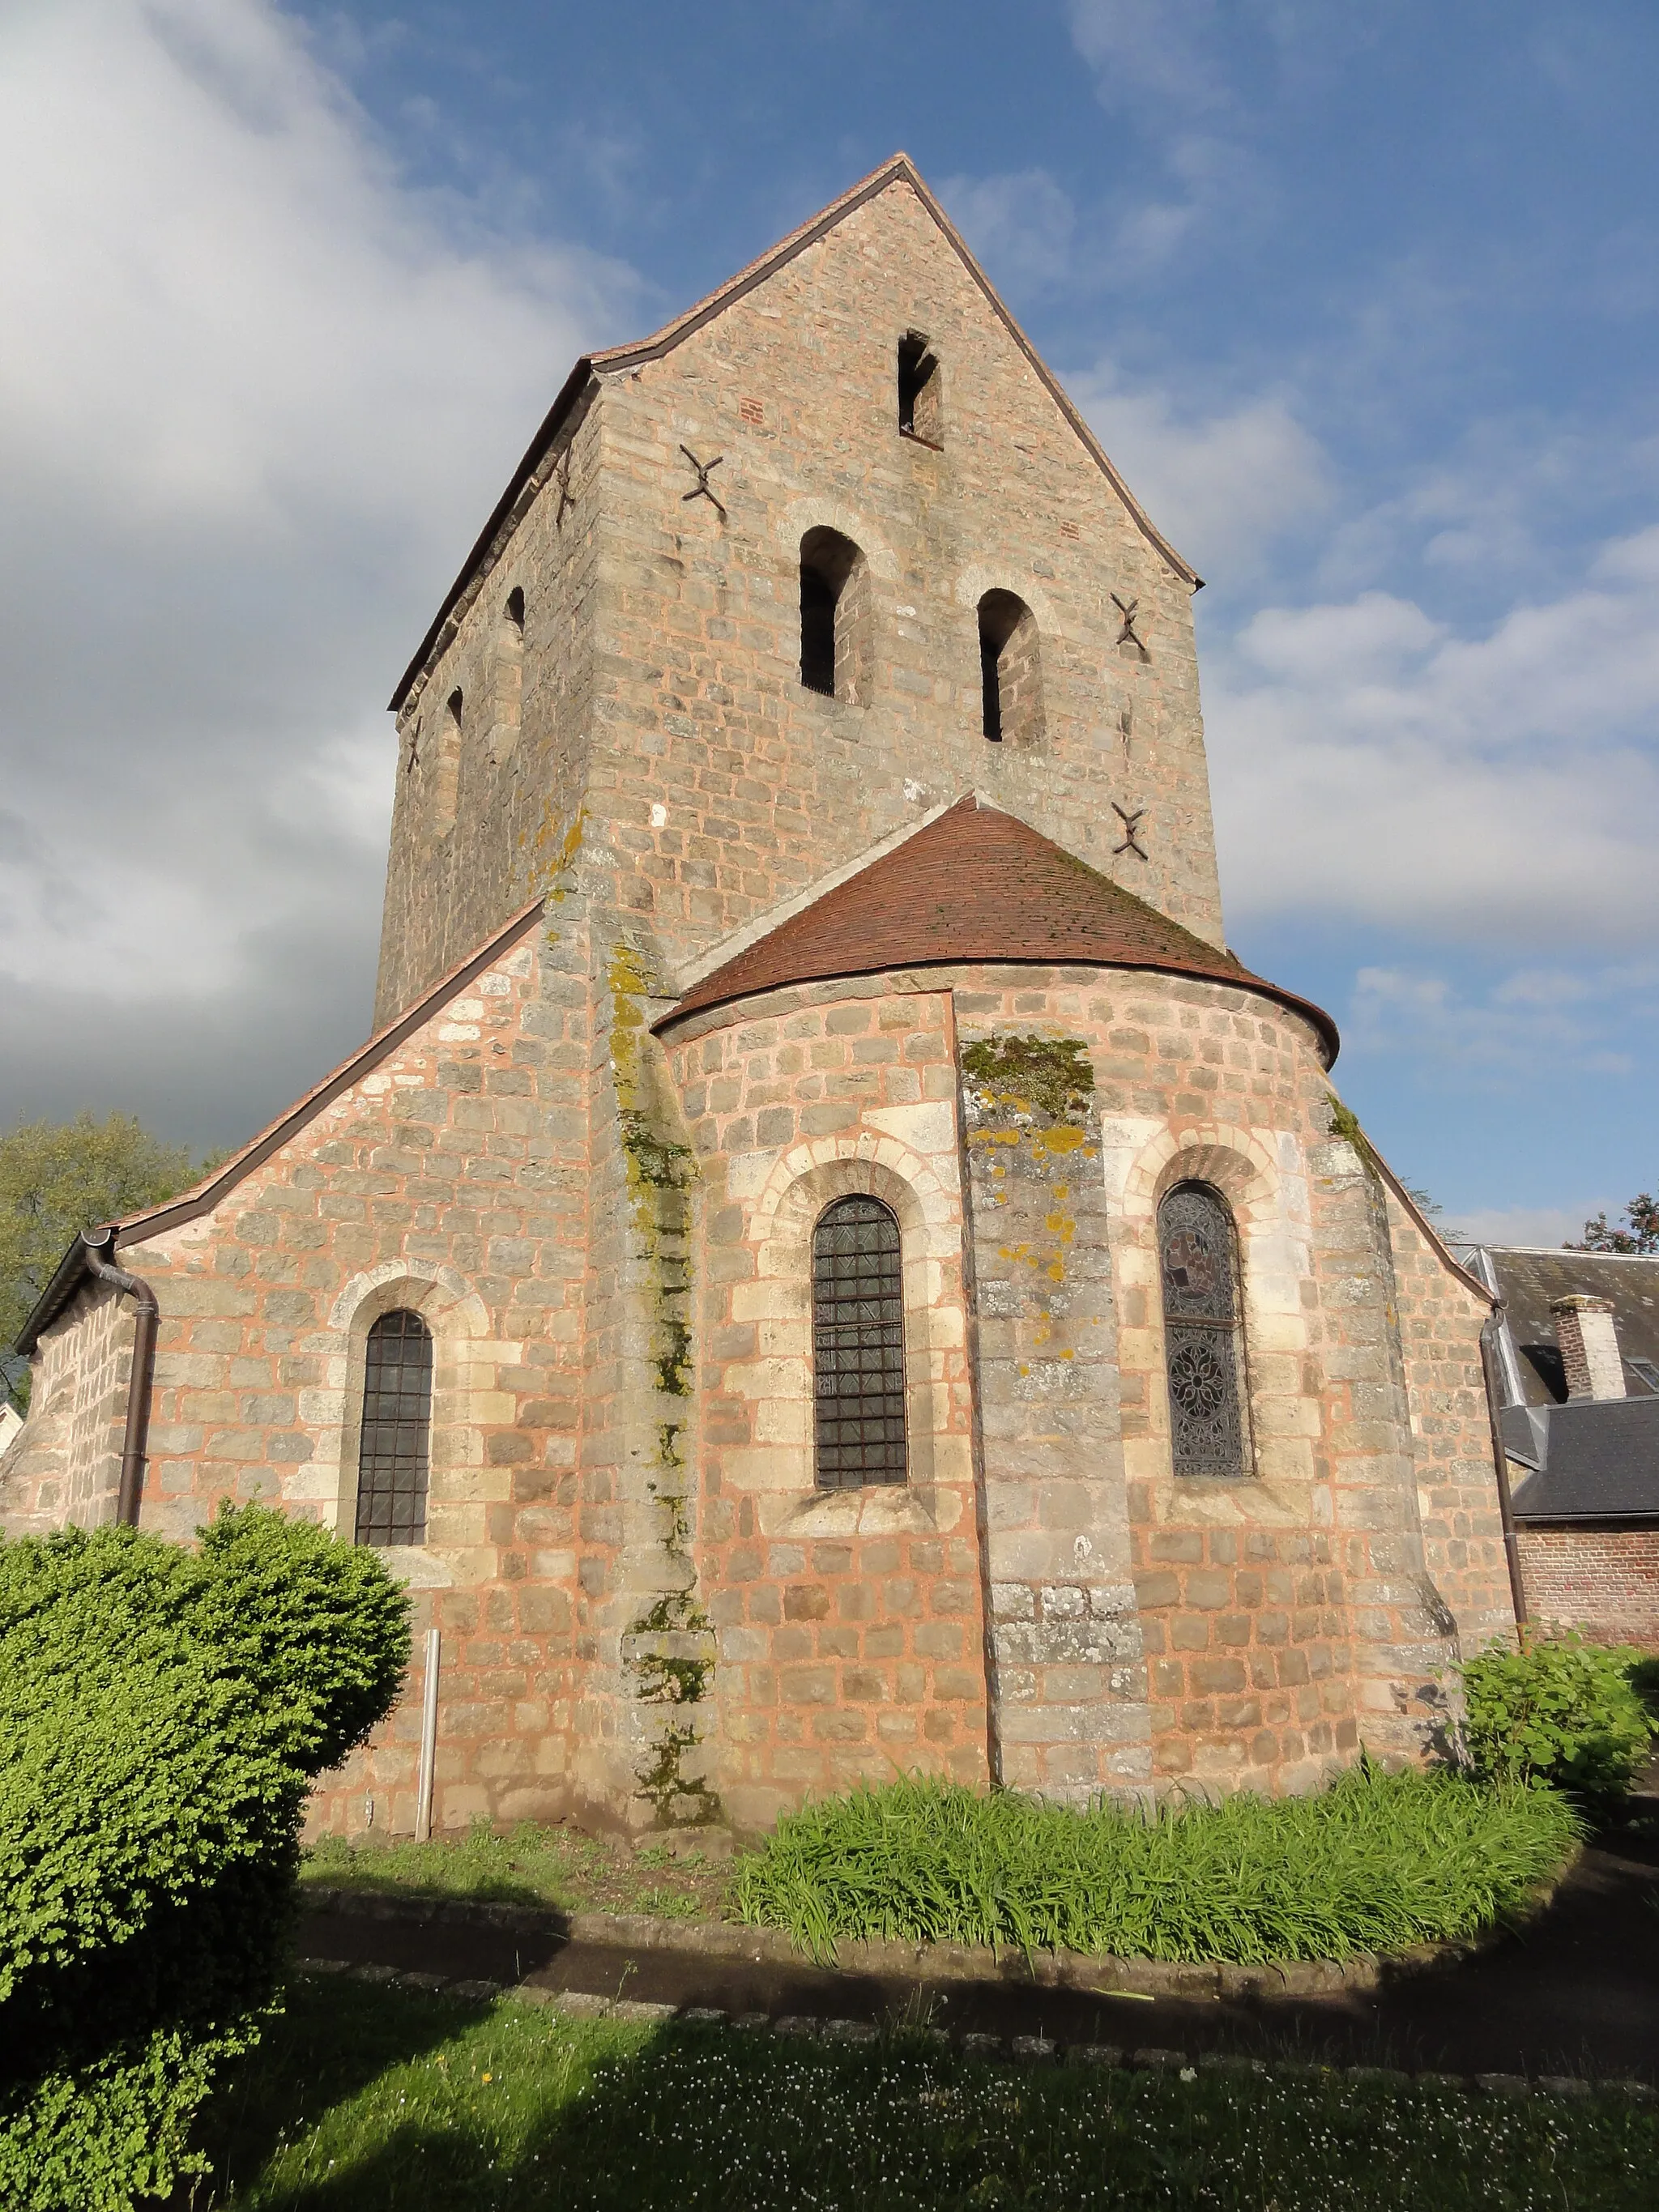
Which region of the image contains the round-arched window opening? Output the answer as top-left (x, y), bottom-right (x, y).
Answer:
top-left (1158, 1182), bottom-right (1253, 1481)
top-left (356, 1308), bottom-right (433, 1544)
top-left (812, 1195), bottom-right (906, 1488)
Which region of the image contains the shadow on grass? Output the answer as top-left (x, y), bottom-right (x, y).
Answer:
top-left (190, 1980), bottom-right (1658, 2212)
top-left (185, 1977), bottom-right (493, 2208)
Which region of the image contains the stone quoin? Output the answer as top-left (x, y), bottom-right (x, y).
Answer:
top-left (2, 156), bottom-right (1517, 1835)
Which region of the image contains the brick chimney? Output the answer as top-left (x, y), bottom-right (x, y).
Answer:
top-left (1550, 1294), bottom-right (1626, 1400)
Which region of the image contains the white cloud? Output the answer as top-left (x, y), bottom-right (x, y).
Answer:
top-left (939, 169), bottom-right (1077, 290)
top-left (1209, 528), bottom-right (1659, 946)
top-left (0, 0), bottom-right (641, 1142)
top-left (1347, 964), bottom-right (1653, 1077)
top-left (1439, 1203), bottom-right (1597, 1251)
top-left (1073, 371), bottom-right (1332, 573)
top-left (1068, 0), bottom-right (1230, 114)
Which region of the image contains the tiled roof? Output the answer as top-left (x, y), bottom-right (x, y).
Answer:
top-left (659, 796), bottom-right (1339, 1059)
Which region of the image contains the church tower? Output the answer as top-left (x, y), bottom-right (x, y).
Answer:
top-left (6, 160), bottom-right (1516, 1840)
top-left (374, 156), bottom-right (1225, 1029)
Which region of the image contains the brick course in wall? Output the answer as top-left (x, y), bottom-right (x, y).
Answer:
top-left (1516, 1525), bottom-right (1659, 1651)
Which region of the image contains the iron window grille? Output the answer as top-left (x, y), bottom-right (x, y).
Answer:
top-left (812, 1195), bottom-right (907, 1488)
top-left (1158, 1182), bottom-right (1252, 1481)
top-left (356, 1308), bottom-right (433, 1545)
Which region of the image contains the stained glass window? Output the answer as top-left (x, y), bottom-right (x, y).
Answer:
top-left (812, 1196), bottom-right (907, 1488)
top-left (1158, 1183), bottom-right (1252, 1481)
top-left (356, 1309), bottom-right (433, 1545)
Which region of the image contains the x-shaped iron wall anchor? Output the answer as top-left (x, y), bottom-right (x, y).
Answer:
top-left (680, 445), bottom-right (727, 518)
top-left (1113, 802), bottom-right (1147, 859)
top-left (552, 454), bottom-right (574, 529)
top-left (1112, 593), bottom-right (1146, 652)
top-left (404, 729), bottom-right (420, 774)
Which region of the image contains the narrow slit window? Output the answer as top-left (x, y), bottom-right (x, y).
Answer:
top-left (1158, 1183), bottom-right (1252, 1480)
top-left (977, 590), bottom-right (1043, 747)
top-left (898, 332), bottom-right (942, 445)
top-left (812, 1195), bottom-right (906, 1488)
top-left (356, 1309), bottom-right (433, 1544)
top-left (490, 590), bottom-right (526, 763)
top-left (801, 563), bottom-right (837, 695)
top-left (799, 527), bottom-right (869, 702)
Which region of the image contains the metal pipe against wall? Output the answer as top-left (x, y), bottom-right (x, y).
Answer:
top-left (415, 1627), bottom-right (441, 1841)
top-left (81, 1228), bottom-right (159, 1529)
top-left (1479, 1313), bottom-right (1530, 1638)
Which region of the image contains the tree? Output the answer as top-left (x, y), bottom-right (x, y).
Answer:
top-left (1569, 1192), bottom-right (1659, 1255)
top-left (0, 1115), bottom-right (210, 1388)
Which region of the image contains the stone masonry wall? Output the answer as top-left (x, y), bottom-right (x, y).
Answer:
top-left (659, 975), bottom-right (988, 1832)
top-left (1384, 1191), bottom-right (1514, 1657)
top-left (376, 400), bottom-right (604, 1028)
top-left (5, 906), bottom-right (599, 1839)
top-left (0, 1282), bottom-right (130, 1535)
top-left (658, 958), bottom-right (1506, 1809)
top-left (375, 173), bottom-right (1225, 1030)
top-left (1516, 1524), bottom-right (1659, 1651)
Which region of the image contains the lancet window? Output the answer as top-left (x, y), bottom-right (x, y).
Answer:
top-left (1158, 1183), bottom-right (1252, 1481)
top-left (812, 1196), bottom-right (907, 1488)
top-left (356, 1309), bottom-right (433, 1545)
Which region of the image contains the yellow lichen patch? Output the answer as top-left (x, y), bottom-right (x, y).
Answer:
top-left (531, 803), bottom-right (586, 893)
top-left (1032, 1123), bottom-right (1094, 1161)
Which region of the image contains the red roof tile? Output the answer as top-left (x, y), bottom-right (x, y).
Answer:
top-left (659, 797), bottom-right (1338, 1062)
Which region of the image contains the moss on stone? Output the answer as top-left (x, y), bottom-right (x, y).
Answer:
top-left (962, 1034), bottom-right (1095, 1120)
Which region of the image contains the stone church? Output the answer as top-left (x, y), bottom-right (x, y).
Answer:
top-left (2, 156), bottom-right (1520, 1839)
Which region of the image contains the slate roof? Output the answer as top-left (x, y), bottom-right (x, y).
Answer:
top-left (656, 795), bottom-right (1340, 1061)
top-left (1469, 1247), bottom-right (1659, 1408)
top-left (390, 153), bottom-right (1198, 714)
top-left (1504, 1396), bottom-right (1659, 1523)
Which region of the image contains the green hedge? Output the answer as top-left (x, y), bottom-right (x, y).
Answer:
top-left (734, 1765), bottom-right (1582, 1965)
top-left (0, 1506), bottom-right (408, 2209)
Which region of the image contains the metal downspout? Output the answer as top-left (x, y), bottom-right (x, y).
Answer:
top-left (82, 1228), bottom-right (159, 1528)
top-left (1478, 1310), bottom-right (1529, 1638)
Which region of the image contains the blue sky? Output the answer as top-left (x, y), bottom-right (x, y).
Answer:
top-left (2, 1), bottom-right (1657, 1243)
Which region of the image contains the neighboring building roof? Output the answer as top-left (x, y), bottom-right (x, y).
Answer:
top-left (655, 794), bottom-right (1341, 1062)
top-left (1469, 1246), bottom-right (1659, 1408)
top-left (1505, 1396), bottom-right (1659, 1522)
top-left (13, 897), bottom-right (550, 1357)
top-left (389, 152), bottom-right (1199, 714)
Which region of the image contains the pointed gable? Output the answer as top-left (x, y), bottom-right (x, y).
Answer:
top-left (390, 154), bottom-right (1196, 712)
top-left (656, 796), bottom-right (1338, 1060)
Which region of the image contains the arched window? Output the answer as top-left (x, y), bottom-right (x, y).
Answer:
top-left (1158, 1183), bottom-right (1252, 1480)
top-left (977, 590), bottom-right (1043, 747)
top-left (489, 590), bottom-right (525, 764)
top-left (812, 1196), bottom-right (906, 1488)
top-left (898, 331), bottom-right (942, 445)
top-left (429, 688), bottom-right (462, 834)
top-left (356, 1309), bottom-right (433, 1544)
top-left (800, 526), bottom-right (872, 704)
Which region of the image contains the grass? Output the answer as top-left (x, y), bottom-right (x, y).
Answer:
top-left (733, 1766), bottom-right (1583, 1964)
top-left (186, 1974), bottom-right (1654, 2210)
top-left (301, 1822), bottom-right (730, 1923)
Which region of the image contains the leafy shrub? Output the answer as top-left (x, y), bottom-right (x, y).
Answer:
top-left (0, 1506), bottom-right (408, 2209)
top-left (1460, 1634), bottom-right (1653, 1800)
top-left (734, 1765), bottom-right (1580, 1966)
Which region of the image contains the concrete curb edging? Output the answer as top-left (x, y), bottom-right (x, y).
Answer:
top-left (295, 1956), bottom-right (1657, 2104)
top-left (299, 1884), bottom-right (1520, 2001)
